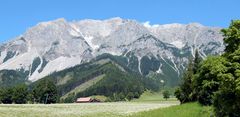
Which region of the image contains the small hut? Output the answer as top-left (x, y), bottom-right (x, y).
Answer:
top-left (76, 97), bottom-right (100, 103)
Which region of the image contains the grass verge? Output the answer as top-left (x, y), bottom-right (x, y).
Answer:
top-left (129, 102), bottom-right (213, 117)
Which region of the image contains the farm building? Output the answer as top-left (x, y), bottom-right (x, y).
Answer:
top-left (76, 97), bottom-right (101, 103)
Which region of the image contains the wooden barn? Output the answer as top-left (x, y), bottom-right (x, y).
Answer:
top-left (76, 97), bottom-right (100, 103)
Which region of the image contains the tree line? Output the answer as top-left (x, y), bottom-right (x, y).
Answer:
top-left (0, 79), bottom-right (58, 104)
top-left (175, 20), bottom-right (240, 117)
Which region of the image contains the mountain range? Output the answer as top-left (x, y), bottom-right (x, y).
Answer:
top-left (0, 17), bottom-right (224, 87)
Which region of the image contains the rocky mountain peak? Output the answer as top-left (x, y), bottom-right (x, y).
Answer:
top-left (0, 18), bottom-right (224, 82)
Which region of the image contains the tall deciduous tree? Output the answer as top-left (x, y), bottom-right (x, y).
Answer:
top-left (213, 20), bottom-right (240, 115)
top-left (163, 90), bottom-right (170, 100)
top-left (222, 20), bottom-right (240, 54)
top-left (193, 56), bottom-right (228, 105)
top-left (212, 20), bottom-right (240, 116)
top-left (213, 49), bottom-right (240, 116)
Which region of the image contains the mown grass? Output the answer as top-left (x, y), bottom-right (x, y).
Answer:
top-left (130, 102), bottom-right (213, 117)
top-left (132, 90), bottom-right (178, 102)
top-left (0, 90), bottom-right (211, 117)
top-left (0, 102), bottom-right (178, 117)
top-left (0, 100), bottom-right (211, 117)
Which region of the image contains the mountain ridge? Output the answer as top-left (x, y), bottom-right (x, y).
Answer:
top-left (0, 17), bottom-right (224, 82)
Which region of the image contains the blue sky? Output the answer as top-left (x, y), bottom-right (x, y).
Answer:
top-left (0, 0), bottom-right (239, 42)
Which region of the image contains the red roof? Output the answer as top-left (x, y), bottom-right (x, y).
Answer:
top-left (76, 97), bottom-right (92, 103)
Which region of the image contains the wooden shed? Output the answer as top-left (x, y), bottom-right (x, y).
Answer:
top-left (76, 97), bottom-right (100, 103)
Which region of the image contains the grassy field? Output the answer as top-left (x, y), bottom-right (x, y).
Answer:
top-left (130, 102), bottom-right (213, 117)
top-left (0, 102), bottom-right (179, 117)
top-left (0, 102), bottom-right (213, 117)
top-left (0, 91), bottom-right (212, 117)
top-left (132, 90), bottom-right (177, 102)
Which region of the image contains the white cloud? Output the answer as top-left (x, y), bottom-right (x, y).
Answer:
top-left (143, 21), bottom-right (151, 28)
top-left (152, 24), bottom-right (160, 28)
top-left (143, 21), bottom-right (160, 28)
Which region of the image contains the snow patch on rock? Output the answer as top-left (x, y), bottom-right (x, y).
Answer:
top-left (171, 41), bottom-right (185, 49)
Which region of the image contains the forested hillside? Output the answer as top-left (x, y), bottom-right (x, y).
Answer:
top-left (32, 54), bottom-right (163, 102)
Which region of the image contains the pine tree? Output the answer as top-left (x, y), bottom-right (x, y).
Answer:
top-left (193, 49), bottom-right (202, 74)
top-left (175, 57), bottom-right (194, 103)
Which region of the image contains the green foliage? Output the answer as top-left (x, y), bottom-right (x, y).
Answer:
top-left (76, 63), bottom-right (144, 101)
top-left (185, 20), bottom-right (240, 116)
top-left (12, 84), bottom-right (28, 104)
top-left (193, 56), bottom-right (228, 105)
top-left (39, 61), bottom-right (106, 98)
top-left (175, 50), bottom-right (203, 104)
top-left (175, 58), bottom-right (195, 103)
top-left (62, 93), bottom-right (75, 103)
top-left (213, 89), bottom-right (240, 117)
top-left (222, 20), bottom-right (240, 54)
top-left (0, 84), bottom-right (29, 104)
top-left (144, 72), bottom-right (165, 92)
top-left (0, 87), bottom-right (13, 104)
top-left (32, 79), bottom-right (58, 104)
top-left (213, 49), bottom-right (240, 116)
top-left (37, 54), bottom-right (162, 102)
top-left (0, 69), bottom-right (29, 88)
top-left (162, 90), bottom-right (170, 100)
top-left (211, 20), bottom-right (240, 117)
top-left (27, 93), bottom-right (34, 104)
top-left (140, 56), bottom-right (160, 76)
top-left (193, 49), bottom-right (202, 74)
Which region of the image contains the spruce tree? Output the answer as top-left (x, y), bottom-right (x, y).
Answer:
top-left (193, 49), bottom-right (202, 74)
top-left (175, 57), bottom-right (194, 103)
